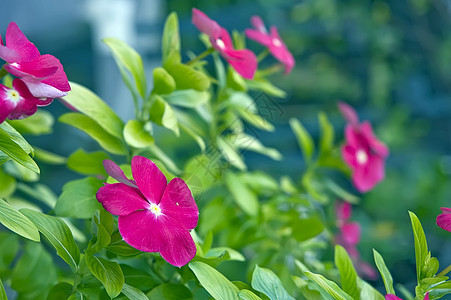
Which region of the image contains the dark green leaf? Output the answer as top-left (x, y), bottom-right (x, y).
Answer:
top-left (85, 253), bottom-right (124, 298)
top-left (334, 245), bottom-right (360, 299)
top-left (0, 277), bottom-right (6, 300)
top-left (67, 149), bottom-right (109, 176)
top-left (0, 198), bottom-right (40, 241)
top-left (147, 283), bottom-right (193, 300)
top-left (251, 265), bottom-right (295, 300)
top-left (47, 282), bottom-right (73, 300)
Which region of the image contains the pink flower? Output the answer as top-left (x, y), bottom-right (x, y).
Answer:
top-left (0, 78), bottom-right (52, 123)
top-left (0, 22), bottom-right (70, 98)
top-left (96, 156), bottom-right (199, 267)
top-left (386, 292), bottom-right (429, 300)
top-left (245, 16), bottom-right (295, 74)
top-left (339, 102), bottom-right (389, 192)
top-left (437, 207), bottom-right (451, 232)
top-left (191, 8), bottom-right (257, 79)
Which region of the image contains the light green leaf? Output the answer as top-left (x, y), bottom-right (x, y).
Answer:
top-left (8, 110), bottom-right (54, 135)
top-left (246, 78), bottom-right (286, 98)
top-left (289, 118), bottom-right (314, 163)
top-left (237, 108), bottom-right (274, 132)
top-left (1, 121), bottom-right (34, 154)
top-left (224, 171), bottom-right (259, 217)
top-left (103, 38), bottom-right (147, 98)
top-left (239, 289), bottom-right (262, 300)
top-left (357, 278), bottom-right (385, 300)
top-left (123, 120), bottom-right (154, 148)
top-left (206, 247), bottom-right (245, 262)
top-left (325, 180), bottom-right (360, 204)
top-left (251, 265), bottom-right (295, 300)
top-left (153, 67), bottom-right (176, 94)
top-left (409, 211), bottom-right (429, 282)
top-left (318, 112), bottom-right (334, 155)
top-left (179, 123), bottom-right (206, 151)
top-left (163, 89), bottom-right (210, 108)
top-left (0, 277), bottom-right (6, 300)
top-left (34, 147), bottom-right (66, 165)
top-left (216, 136), bottom-right (246, 171)
top-left (165, 63), bottom-right (211, 91)
top-left (189, 261), bottom-right (240, 300)
top-left (304, 271), bottom-right (353, 300)
top-left (334, 245), bottom-right (360, 299)
top-left (67, 149), bottom-right (109, 176)
top-left (16, 183), bottom-right (57, 208)
top-left (149, 95), bottom-right (179, 135)
top-left (55, 177), bottom-right (104, 219)
top-left (20, 208), bottom-right (80, 269)
top-left (0, 167), bottom-right (16, 198)
top-left (121, 283), bottom-right (149, 300)
top-left (62, 82), bottom-right (124, 138)
top-left (0, 127), bottom-right (39, 173)
top-left (162, 12), bottom-right (181, 66)
top-left (0, 198), bottom-right (40, 241)
top-left (147, 283), bottom-right (193, 300)
top-left (232, 133), bottom-right (282, 161)
top-left (85, 253), bottom-right (124, 298)
top-left (373, 249), bottom-right (395, 295)
top-left (59, 112), bottom-right (127, 155)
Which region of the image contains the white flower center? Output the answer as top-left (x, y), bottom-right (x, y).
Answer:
top-left (6, 89), bottom-right (21, 103)
top-left (149, 203), bottom-right (162, 217)
top-left (216, 39), bottom-right (226, 49)
top-left (272, 38), bottom-right (282, 47)
top-left (356, 149), bottom-right (368, 165)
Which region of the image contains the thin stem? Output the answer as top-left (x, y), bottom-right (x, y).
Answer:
top-left (186, 47), bottom-right (215, 65)
top-left (257, 48), bottom-right (270, 62)
top-left (437, 263), bottom-right (451, 277)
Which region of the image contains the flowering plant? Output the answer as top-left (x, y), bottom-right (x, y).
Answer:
top-left (0, 6), bottom-right (449, 300)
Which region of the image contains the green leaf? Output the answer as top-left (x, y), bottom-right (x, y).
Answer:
top-left (289, 118), bottom-right (314, 163)
top-left (163, 89), bottom-right (210, 108)
top-left (34, 147), bottom-right (66, 165)
top-left (0, 232), bottom-right (19, 271)
top-left (373, 249), bottom-right (395, 295)
top-left (162, 12), bottom-right (181, 66)
top-left (239, 290), bottom-right (262, 300)
top-left (1, 121), bottom-right (34, 154)
top-left (149, 95), bottom-right (179, 135)
top-left (0, 277), bottom-right (6, 300)
top-left (123, 120), bottom-right (154, 148)
top-left (409, 211), bottom-right (429, 282)
top-left (0, 198), bottom-right (40, 241)
top-left (61, 82), bottom-right (124, 138)
top-left (232, 133), bottom-right (282, 161)
top-left (246, 78), bottom-right (286, 98)
top-left (289, 212), bottom-right (324, 242)
top-left (165, 63), bottom-right (210, 91)
top-left (59, 112), bottom-right (126, 155)
top-left (251, 265), bottom-right (295, 300)
top-left (8, 110), bottom-right (54, 135)
top-left (106, 231), bottom-right (142, 257)
top-left (85, 253), bottom-right (124, 298)
top-left (189, 261), bottom-right (240, 300)
top-left (0, 167), bottom-right (16, 198)
top-left (324, 180), bottom-right (360, 204)
top-left (318, 112), bottom-right (334, 155)
top-left (357, 278), bottom-right (385, 300)
top-left (304, 271), bottom-right (353, 300)
top-left (47, 282), bottom-right (73, 300)
top-left (334, 245), bottom-right (360, 299)
top-left (224, 171), bottom-right (259, 217)
top-left (55, 177), bottom-right (104, 218)
top-left (121, 283), bottom-right (149, 300)
top-left (20, 208), bottom-right (80, 269)
top-left (153, 67), bottom-right (176, 94)
top-left (216, 136), bottom-right (246, 171)
top-left (147, 283), bottom-right (193, 300)
top-left (103, 38), bottom-right (147, 98)
top-left (67, 149), bottom-right (109, 176)
top-left (0, 127), bottom-right (39, 173)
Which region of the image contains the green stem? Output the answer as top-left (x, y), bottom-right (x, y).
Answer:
top-left (0, 66), bottom-right (8, 80)
top-left (186, 47), bottom-right (215, 65)
top-left (257, 48), bottom-right (270, 62)
top-left (437, 263), bottom-right (451, 277)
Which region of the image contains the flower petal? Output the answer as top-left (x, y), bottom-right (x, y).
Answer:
top-left (131, 156), bottom-right (167, 204)
top-left (96, 183), bottom-right (149, 216)
top-left (160, 178), bottom-right (199, 230)
top-left (336, 201), bottom-right (352, 222)
top-left (5, 22), bottom-right (40, 61)
top-left (250, 16), bottom-right (267, 33)
top-left (192, 8), bottom-right (222, 39)
top-left (357, 261), bottom-right (378, 280)
top-left (0, 43), bottom-right (20, 63)
top-left (267, 27), bottom-right (295, 74)
top-left (118, 211), bottom-right (197, 267)
top-left (341, 222), bottom-right (361, 245)
top-left (360, 122), bottom-right (389, 157)
top-left (103, 159), bottom-right (138, 188)
top-left (437, 208), bottom-right (451, 232)
top-left (385, 295), bottom-right (403, 300)
top-left (342, 144), bottom-right (358, 169)
top-left (352, 154), bottom-right (385, 192)
top-left (245, 29), bottom-right (272, 47)
top-left (21, 80), bottom-right (68, 98)
top-left (223, 48), bottom-right (257, 80)
top-left (0, 85), bottom-right (16, 123)
top-left (338, 102), bottom-right (359, 125)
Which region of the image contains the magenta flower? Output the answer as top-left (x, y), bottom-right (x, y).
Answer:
top-left (96, 156), bottom-right (199, 267)
top-left (245, 16), bottom-right (295, 74)
top-left (339, 102), bottom-right (389, 192)
top-left (436, 207), bottom-right (451, 232)
top-left (191, 8), bottom-right (257, 80)
top-left (0, 78), bottom-right (52, 123)
top-left (0, 22), bottom-right (70, 98)
top-left (386, 292), bottom-right (429, 300)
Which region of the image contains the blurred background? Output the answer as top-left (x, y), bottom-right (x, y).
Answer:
top-left (1, 0), bottom-right (451, 294)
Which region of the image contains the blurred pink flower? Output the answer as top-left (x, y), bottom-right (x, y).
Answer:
top-left (386, 292), bottom-right (429, 300)
top-left (436, 207), bottom-right (451, 232)
top-left (0, 78), bottom-right (52, 123)
top-left (245, 16), bottom-right (295, 74)
top-left (339, 102), bottom-right (389, 192)
top-left (96, 156), bottom-right (199, 267)
top-left (0, 22), bottom-right (70, 99)
top-left (335, 201), bottom-right (378, 280)
top-left (192, 8), bottom-right (257, 79)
